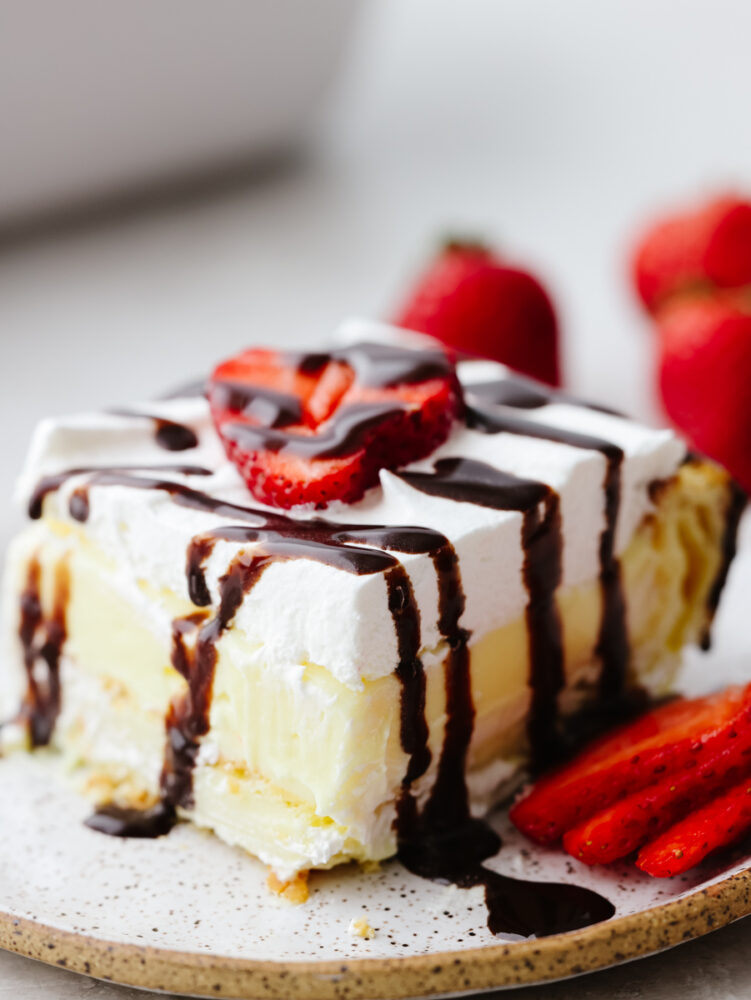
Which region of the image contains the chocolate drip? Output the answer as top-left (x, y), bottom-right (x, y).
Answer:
top-left (594, 457), bottom-right (628, 702)
top-left (399, 458), bottom-right (565, 769)
top-left (223, 401), bottom-right (407, 459)
top-left (467, 404), bottom-right (630, 704)
top-left (210, 381), bottom-right (303, 428)
top-left (69, 487), bottom-right (90, 523)
top-left (399, 457), bottom-right (550, 511)
top-left (18, 558), bottom-right (70, 747)
top-left (466, 376), bottom-right (624, 417)
top-left (211, 341), bottom-right (457, 462)
top-left (467, 377), bottom-right (554, 410)
top-left (294, 341), bottom-right (453, 389)
top-left (701, 479), bottom-right (747, 650)
top-left (162, 559), bottom-right (269, 810)
top-left (29, 465), bottom-right (213, 520)
top-left (388, 567), bottom-right (431, 789)
top-left (86, 558), bottom-right (269, 838)
top-left (389, 486), bottom-right (611, 936)
top-left (186, 538), bottom-right (217, 606)
top-left (109, 409), bottom-right (199, 452)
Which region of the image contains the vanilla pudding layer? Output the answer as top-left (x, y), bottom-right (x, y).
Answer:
top-left (1, 461), bottom-right (733, 879)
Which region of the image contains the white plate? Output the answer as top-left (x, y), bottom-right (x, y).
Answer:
top-left (1, 516), bottom-right (749, 998)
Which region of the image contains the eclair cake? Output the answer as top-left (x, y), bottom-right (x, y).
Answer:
top-left (0, 323), bottom-right (743, 883)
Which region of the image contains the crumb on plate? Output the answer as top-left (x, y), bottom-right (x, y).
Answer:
top-left (348, 916), bottom-right (375, 940)
top-left (267, 869), bottom-right (310, 904)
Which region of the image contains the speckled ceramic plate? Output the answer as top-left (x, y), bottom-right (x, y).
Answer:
top-left (1, 526), bottom-right (750, 999)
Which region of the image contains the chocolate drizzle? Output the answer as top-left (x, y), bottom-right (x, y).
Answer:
top-left (388, 567), bottom-right (432, 790)
top-left (466, 375), bottom-right (624, 417)
top-left (28, 464), bottom-right (213, 521)
top-left (209, 381), bottom-right (303, 429)
top-left (212, 341), bottom-right (457, 461)
top-left (467, 403), bottom-right (630, 706)
top-left (18, 557), bottom-right (70, 747)
top-left (391, 462), bottom-right (611, 934)
top-left (162, 560), bottom-right (271, 811)
top-left (399, 459), bottom-right (564, 769)
top-left (109, 409), bottom-right (199, 452)
top-left (223, 402), bottom-right (409, 459)
top-left (87, 557), bottom-right (271, 837)
top-left (294, 342), bottom-right (453, 389)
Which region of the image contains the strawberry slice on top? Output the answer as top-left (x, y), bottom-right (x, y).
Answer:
top-left (208, 342), bottom-right (463, 509)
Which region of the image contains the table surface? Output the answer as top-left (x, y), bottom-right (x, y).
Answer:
top-left (3, 0), bottom-right (751, 995)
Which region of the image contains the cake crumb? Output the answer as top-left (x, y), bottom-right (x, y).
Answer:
top-left (82, 771), bottom-right (156, 809)
top-left (267, 870), bottom-right (309, 904)
top-left (359, 859), bottom-right (381, 874)
top-left (348, 917), bottom-right (375, 940)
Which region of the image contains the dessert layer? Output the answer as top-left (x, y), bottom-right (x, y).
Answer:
top-left (1, 461), bottom-right (735, 877)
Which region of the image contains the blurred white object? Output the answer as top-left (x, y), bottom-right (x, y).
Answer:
top-left (0, 0), bottom-right (358, 223)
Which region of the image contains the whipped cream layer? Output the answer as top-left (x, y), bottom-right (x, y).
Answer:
top-left (13, 323), bottom-right (685, 690)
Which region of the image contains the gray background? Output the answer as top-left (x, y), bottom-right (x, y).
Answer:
top-left (2, 0), bottom-right (751, 995)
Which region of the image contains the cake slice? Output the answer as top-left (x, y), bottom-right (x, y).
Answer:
top-left (0, 324), bottom-right (743, 885)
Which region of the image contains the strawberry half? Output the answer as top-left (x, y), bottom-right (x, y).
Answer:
top-left (394, 240), bottom-right (560, 387)
top-left (637, 775), bottom-right (751, 878)
top-left (510, 685), bottom-right (751, 846)
top-left (633, 194), bottom-right (751, 314)
top-left (208, 343), bottom-right (462, 509)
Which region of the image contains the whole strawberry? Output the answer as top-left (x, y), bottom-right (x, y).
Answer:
top-left (394, 240), bottom-right (561, 387)
top-left (633, 195), bottom-right (751, 314)
top-left (658, 293), bottom-right (751, 492)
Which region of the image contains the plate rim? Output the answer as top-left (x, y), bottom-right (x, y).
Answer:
top-left (1, 865), bottom-right (750, 999)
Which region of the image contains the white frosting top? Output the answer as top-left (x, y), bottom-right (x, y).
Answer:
top-left (14, 321), bottom-right (685, 688)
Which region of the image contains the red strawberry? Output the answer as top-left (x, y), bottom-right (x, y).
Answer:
top-left (394, 240), bottom-right (560, 386)
top-left (510, 686), bottom-right (751, 846)
top-left (637, 775), bottom-right (751, 877)
top-left (633, 195), bottom-right (751, 313)
top-left (208, 345), bottom-right (462, 509)
top-left (563, 709), bottom-right (751, 865)
top-left (657, 294), bottom-right (751, 492)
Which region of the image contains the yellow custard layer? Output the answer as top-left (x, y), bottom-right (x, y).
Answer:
top-left (0, 461), bottom-right (736, 878)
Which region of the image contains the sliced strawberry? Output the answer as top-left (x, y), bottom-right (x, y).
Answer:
top-left (563, 714), bottom-right (751, 865)
top-left (510, 685), bottom-right (751, 846)
top-left (637, 775), bottom-right (751, 877)
top-left (208, 344), bottom-right (462, 509)
top-left (633, 195), bottom-right (751, 314)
